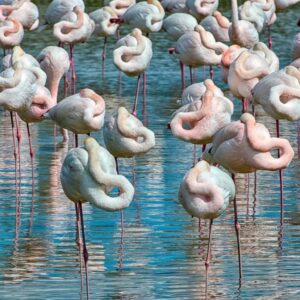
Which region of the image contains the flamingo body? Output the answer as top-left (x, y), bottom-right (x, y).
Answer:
top-left (203, 113), bottom-right (295, 173)
top-left (103, 106), bottom-right (155, 158)
top-left (61, 137), bottom-right (134, 212)
top-left (161, 0), bottom-right (188, 13)
top-left (186, 0), bottom-right (219, 20)
top-left (179, 160), bottom-right (235, 219)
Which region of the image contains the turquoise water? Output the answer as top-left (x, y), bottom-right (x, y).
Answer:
top-left (0, 3), bottom-right (300, 299)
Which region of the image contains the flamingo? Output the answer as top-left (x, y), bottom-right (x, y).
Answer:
top-left (7, 0), bottom-right (39, 31)
top-left (45, 0), bottom-right (85, 25)
top-left (186, 0), bottom-right (219, 20)
top-left (227, 43), bottom-right (279, 112)
top-left (175, 25), bottom-right (228, 82)
top-left (200, 10), bottom-right (231, 43)
top-left (162, 13), bottom-right (198, 41)
top-left (113, 28), bottom-right (152, 116)
top-left (274, 0), bottom-right (300, 10)
top-left (60, 136), bottom-right (134, 299)
top-left (238, 0), bottom-right (267, 33)
top-left (203, 113), bottom-right (294, 173)
top-left (170, 79), bottom-right (234, 145)
top-left (53, 5), bottom-right (95, 93)
top-left (179, 160), bottom-right (235, 299)
top-left (0, 17), bottom-right (24, 52)
top-left (43, 88), bottom-right (105, 136)
top-left (107, 0), bottom-right (136, 17)
top-left (89, 6), bottom-right (119, 62)
top-left (113, 0), bottom-right (165, 34)
top-left (103, 106), bottom-right (155, 158)
top-left (229, 0), bottom-right (259, 48)
top-left (161, 0), bottom-right (188, 13)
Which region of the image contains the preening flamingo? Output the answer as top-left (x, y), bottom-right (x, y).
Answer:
top-left (238, 0), bottom-right (267, 33)
top-left (203, 113), bottom-right (294, 173)
top-left (200, 10), bottom-right (231, 43)
top-left (170, 79), bottom-right (234, 145)
top-left (179, 160), bottom-right (235, 299)
top-left (229, 0), bottom-right (259, 48)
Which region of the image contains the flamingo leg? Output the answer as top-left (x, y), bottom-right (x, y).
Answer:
top-left (209, 65), bottom-right (214, 80)
top-left (267, 25), bottom-right (272, 50)
top-left (15, 113), bottom-right (21, 201)
top-left (205, 219), bottom-right (213, 300)
top-left (276, 120), bottom-right (284, 247)
top-left (132, 75), bottom-right (141, 117)
top-left (232, 174), bottom-right (243, 284)
top-left (26, 123), bottom-right (35, 231)
top-left (189, 66), bottom-right (193, 84)
top-left (79, 202), bottom-right (90, 300)
top-left (75, 203), bottom-right (84, 296)
top-left (102, 36), bottom-right (107, 62)
top-left (298, 120), bottom-right (300, 158)
top-left (69, 44), bottom-right (76, 94)
top-left (142, 72), bottom-right (147, 125)
top-left (192, 144), bottom-right (197, 166)
top-left (180, 61), bottom-right (185, 90)
top-left (10, 112), bottom-right (19, 210)
top-left (115, 157), bottom-right (124, 271)
top-left (242, 98), bottom-right (248, 113)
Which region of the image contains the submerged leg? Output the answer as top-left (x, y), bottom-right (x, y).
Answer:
top-left (132, 75), bottom-right (141, 117)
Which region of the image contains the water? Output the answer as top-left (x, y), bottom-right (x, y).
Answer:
top-left (1, 3), bottom-right (300, 299)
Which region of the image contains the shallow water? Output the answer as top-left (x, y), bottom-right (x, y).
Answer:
top-left (0, 3), bottom-right (300, 300)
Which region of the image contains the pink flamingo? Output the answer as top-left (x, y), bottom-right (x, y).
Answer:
top-left (60, 136), bottom-right (134, 299)
top-left (179, 160), bottom-right (235, 299)
top-left (186, 0), bottom-right (219, 20)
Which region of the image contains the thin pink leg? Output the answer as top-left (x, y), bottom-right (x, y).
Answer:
top-left (142, 72), bottom-right (148, 125)
top-left (232, 174), bottom-right (243, 284)
top-left (79, 202), bottom-right (90, 300)
top-left (267, 26), bottom-right (272, 50)
top-left (132, 75), bottom-right (141, 117)
top-left (26, 123), bottom-right (35, 232)
top-left (209, 65), bottom-right (214, 80)
top-left (189, 66), bottom-right (193, 84)
top-left (15, 113), bottom-right (21, 201)
top-left (180, 61), bottom-right (185, 90)
top-left (205, 219), bottom-right (213, 300)
top-left (242, 98), bottom-right (248, 113)
top-left (102, 36), bottom-right (107, 62)
top-left (69, 44), bottom-right (76, 94)
top-left (276, 120), bottom-right (284, 247)
top-left (115, 157), bottom-right (124, 271)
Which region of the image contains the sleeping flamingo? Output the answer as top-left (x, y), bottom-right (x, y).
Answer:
top-left (107, 0), bottom-right (136, 17)
top-left (186, 0), bottom-right (219, 20)
top-left (45, 0), bottom-right (85, 25)
top-left (179, 160), bottom-right (235, 299)
top-left (113, 28), bottom-right (152, 116)
top-left (89, 6), bottom-right (119, 62)
top-left (103, 106), bottom-right (155, 158)
top-left (61, 136), bottom-right (134, 299)
top-left (53, 5), bottom-right (95, 93)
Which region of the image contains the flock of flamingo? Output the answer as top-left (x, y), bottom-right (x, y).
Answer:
top-left (0, 0), bottom-right (299, 299)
